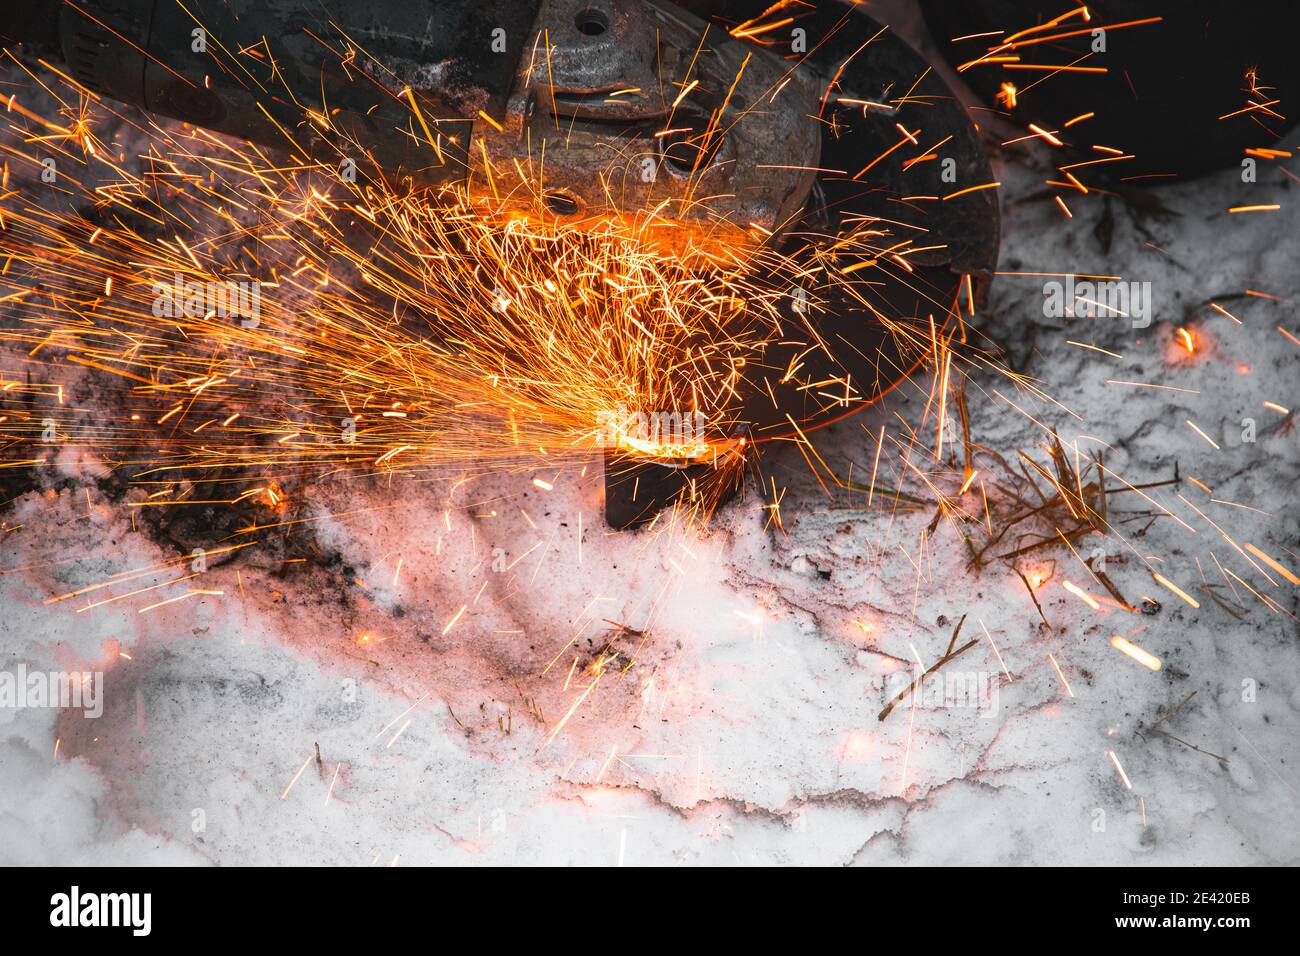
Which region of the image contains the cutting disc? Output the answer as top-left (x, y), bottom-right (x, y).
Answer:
top-left (604, 1), bottom-right (1001, 527)
top-left (694, 0), bottom-right (1001, 441)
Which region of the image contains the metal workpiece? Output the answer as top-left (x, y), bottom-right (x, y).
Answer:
top-left (469, 0), bottom-right (823, 254)
top-left (603, 442), bottom-right (747, 528)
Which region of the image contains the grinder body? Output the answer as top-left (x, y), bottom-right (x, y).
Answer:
top-left (5, 0), bottom-right (820, 253)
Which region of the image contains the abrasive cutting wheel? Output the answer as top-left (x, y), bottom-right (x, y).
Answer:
top-left (605, 0), bottom-right (1001, 526)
